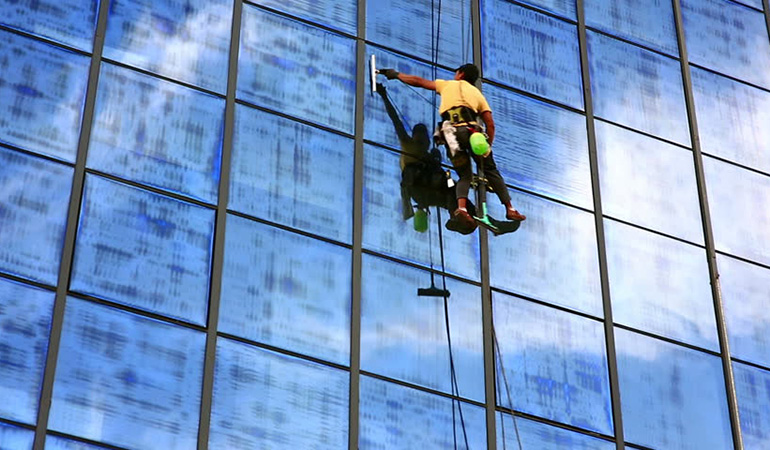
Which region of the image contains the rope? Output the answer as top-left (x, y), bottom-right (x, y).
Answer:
top-left (493, 326), bottom-right (524, 450)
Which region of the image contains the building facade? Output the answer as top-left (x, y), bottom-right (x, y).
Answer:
top-left (1, 0), bottom-right (769, 449)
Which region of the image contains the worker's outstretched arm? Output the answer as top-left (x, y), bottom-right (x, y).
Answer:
top-left (376, 83), bottom-right (409, 141)
top-left (380, 69), bottom-right (436, 91)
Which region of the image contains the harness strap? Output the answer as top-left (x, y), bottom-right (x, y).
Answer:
top-left (441, 105), bottom-right (477, 126)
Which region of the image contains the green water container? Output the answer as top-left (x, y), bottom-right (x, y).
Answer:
top-left (469, 132), bottom-right (489, 155)
top-left (413, 208), bottom-right (428, 232)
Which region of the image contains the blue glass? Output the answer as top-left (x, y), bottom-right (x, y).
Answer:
top-left (0, 279), bottom-right (54, 424)
top-left (584, 0), bottom-right (678, 55)
top-left (70, 175), bottom-right (214, 325)
top-left (219, 215), bottom-right (351, 365)
top-left (88, 63), bottom-right (224, 203)
top-left (732, 0), bottom-right (763, 9)
top-left (604, 219), bottom-right (717, 350)
top-left (719, 255), bottom-right (770, 367)
top-left (103, 0), bottom-right (232, 93)
top-left (482, 1), bottom-right (583, 109)
top-left (359, 375), bottom-right (487, 449)
top-left (485, 84), bottom-right (593, 209)
top-left (596, 121), bottom-right (702, 243)
top-left (361, 255), bottom-right (484, 401)
top-left (229, 105), bottom-right (353, 242)
top-left (492, 0), bottom-right (577, 20)
top-left (704, 156), bottom-right (770, 266)
top-left (48, 297), bottom-right (205, 449)
top-left (238, 6), bottom-right (356, 134)
top-left (682, 0), bottom-right (770, 89)
top-left (0, 423), bottom-right (34, 450)
top-left (368, 0), bottom-right (472, 68)
top-left (493, 293), bottom-right (613, 434)
top-left (587, 31), bottom-right (690, 146)
top-left (257, 0), bottom-right (356, 34)
top-left (0, 30), bottom-right (89, 163)
top-left (733, 362), bottom-right (770, 450)
top-left (365, 47), bottom-right (454, 152)
top-left (489, 191), bottom-right (602, 317)
top-left (0, 148), bottom-right (73, 285)
top-left (615, 328), bottom-right (732, 450)
top-left (210, 338), bottom-right (349, 449)
top-left (46, 436), bottom-right (111, 450)
top-left (362, 144), bottom-right (481, 282)
top-left (691, 67), bottom-right (770, 174)
top-left (496, 414), bottom-right (615, 450)
top-left (0, 0), bottom-right (97, 51)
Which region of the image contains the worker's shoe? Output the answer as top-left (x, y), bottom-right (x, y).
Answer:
top-left (453, 208), bottom-right (476, 229)
top-left (506, 209), bottom-right (526, 221)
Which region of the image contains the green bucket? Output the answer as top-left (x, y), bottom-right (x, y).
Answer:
top-left (413, 209), bottom-right (428, 232)
top-left (469, 132), bottom-right (489, 156)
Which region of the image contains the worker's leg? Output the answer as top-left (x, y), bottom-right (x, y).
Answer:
top-left (481, 153), bottom-right (526, 221)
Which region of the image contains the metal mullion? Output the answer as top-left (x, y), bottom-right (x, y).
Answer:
top-left (348, 0), bottom-right (366, 448)
top-left (32, 0), bottom-right (112, 447)
top-left (196, 0), bottom-right (243, 448)
top-left (470, 1), bottom-right (497, 449)
top-left (575, 1), bottom-right (625, 448)
top-left (672, 0), bottom-right (744, 448)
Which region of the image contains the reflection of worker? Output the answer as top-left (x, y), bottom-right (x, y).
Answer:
top-left (375, 83), bottom-right (477, 234)
top-left (379, 64), bottom-right (526, 228)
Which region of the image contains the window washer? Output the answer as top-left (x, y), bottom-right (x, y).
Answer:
top-left (378, 64), bottom-right (526, 230)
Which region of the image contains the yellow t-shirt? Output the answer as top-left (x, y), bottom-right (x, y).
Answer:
top-left (435, 79), bottom-right (491, 115)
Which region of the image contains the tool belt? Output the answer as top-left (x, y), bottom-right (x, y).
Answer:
top-left (441, 105), bottom-right (478, 126)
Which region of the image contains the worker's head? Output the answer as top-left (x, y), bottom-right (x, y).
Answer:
top-left (412, 123), bottom-right (430, 148)
top-left (454, 64), bottom-right (479, 85)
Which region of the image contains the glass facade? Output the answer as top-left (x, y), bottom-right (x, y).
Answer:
top-left (1, 0), bottom-right (769, 449)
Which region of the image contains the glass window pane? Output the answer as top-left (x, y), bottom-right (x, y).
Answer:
top-left (682, 0), bottom-right (770, 89)
top-left (229, 105), bottom-right (353, 243)
top-left (238, 6), bottom-right (356, 134)
top-left (210, 338), bottom-right (349, 450)
top-left (361, 255), bottom-right (484, 401)
top-left (496, 413), bottom-right (615, 450)
top-left (704, 156), bottom-right (770, 266)
top-left (0, 423), bottom-right (34, 450)
top-left (719, 255), bottom-right (770, 367)
top-left (368, 0), bottom-right (472, 68)
top-left (219, 215), bottom-right (351, 365)
top-left (70, 175), bottom-right (214, 325)
top-left (501, 0), bottom-right (576, 20)
top-left (485, 84), bottom-right (593, 209)
top-left (365, 47), bottom-right (454, 151)
top-left (588, 31), bottom-right (690, 146)
top-left (0, 0), bottom-right (97, 51)
top-left (733, 362), bottom-right (770, 450)
top-left (88, 63), bottom-right (224, 203)
top-left (49, 298), bottom-right (205, 449)
top-left (615, 328), bottom-right (733, 450)
top-left (359, 376), bottom-right (487, 450)
top-left (692, 67), bottom-right (770, 174)
top-left (103, 0), bottom-right (232, 93)
top-left (362, 144), bottom-right (481, 282)
top-left (46, 436), bottom-right (111, 450)
top-left (489, 191), bottom-right (602, 317)
top-left (257, 0), bottom-right (356, 35)
top-left (0, 149), bottom-right (73, 285)
top-left (734, 0), bottom-right (763, 9)
top-left (584, 0), bottom-right (678, 55)
top-left (0, 30), bottom-right (89, 163)
top-left (596, 121), bottom-right (702, 243)
top-left (482, 1), bottom-right (583, 109)
top-left (605, 219), bottom-right (717, 350)
top-left (0, 279), bottom-right (54, 424)
top-left (494, 293), bottom-right (613, 434)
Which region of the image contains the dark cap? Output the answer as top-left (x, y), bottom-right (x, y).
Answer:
top-left (455, 64), bottom-right (479, 84)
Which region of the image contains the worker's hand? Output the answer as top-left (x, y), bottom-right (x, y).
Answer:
top-left (379, 68), bottom-right (400, 80)
top-left (376, 83), bottom-right (387, 95)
